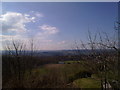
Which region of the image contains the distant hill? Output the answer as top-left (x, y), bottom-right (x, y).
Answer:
top-left (2, 49), bottom-right (115, 56)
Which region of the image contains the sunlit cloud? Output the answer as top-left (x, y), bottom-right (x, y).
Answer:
top-left (0, 12), bottom-right (35, 34)
top-left (1, 11), bottom-right (60, 50)
top-left (30, 11), bottom-right (44, 18)
top-left (39, 24), bottom-right (59, 35)
top-left (57, 41), bottom-right (66, 45)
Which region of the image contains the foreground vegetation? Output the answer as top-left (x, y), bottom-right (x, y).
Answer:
top-left (3, 53), bottom-right (118, 88)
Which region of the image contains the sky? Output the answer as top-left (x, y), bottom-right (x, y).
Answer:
top-left (0, 2), bottom-right (118, 50)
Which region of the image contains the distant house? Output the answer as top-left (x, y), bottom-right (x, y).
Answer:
top-left (58, 61), bottom-right (64, 64)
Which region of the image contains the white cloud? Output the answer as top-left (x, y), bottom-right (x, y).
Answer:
top-left (1, 34), bottom-right (29, 42)
top-left (0, 35), bottom-right (12, 41)
top-left (39, 24), bottom-right (59, 35)
top-left (0, 12), bottom-right (35, 34)
top-left (35, 13), bottom-right (44, 18)
top-left (0, 12), bottom-right (60, 50)
top-left (57, 41), bottom-right (66, 45)
top-left (44, 40), bottom-right (53, 43)
top-left (30, 11), bottom-right (44, 18)
top-left (24, 14), bottom-right (30, 17)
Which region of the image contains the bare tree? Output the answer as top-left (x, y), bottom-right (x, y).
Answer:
top-left (5, 39), bottom-right (26, 87)
top-left (74, 30), bottom-right (118, 89)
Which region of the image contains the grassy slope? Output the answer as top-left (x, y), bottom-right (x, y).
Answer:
top-left (64, 60), bottom-right (86, 64)
top-left (24, 63), bottom-right (98, 88)
top-left (5, 60), bottom-right (114, 88)
top-left (73, 77), bottom-right (101, 88)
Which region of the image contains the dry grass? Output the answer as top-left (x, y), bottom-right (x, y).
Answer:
top-left (44, 64), bottom-right (64, 69)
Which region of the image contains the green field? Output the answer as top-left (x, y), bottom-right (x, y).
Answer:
top-left (22, 62), bottom-right (101, 88)
top-left (73, 78), bottom-right (101, 88)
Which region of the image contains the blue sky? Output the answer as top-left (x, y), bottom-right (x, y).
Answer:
top-left (1, 2), bottom-right (118, 50)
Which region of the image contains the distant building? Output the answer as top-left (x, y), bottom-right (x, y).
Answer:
top-left (58, 61), bottom-right (64, 64)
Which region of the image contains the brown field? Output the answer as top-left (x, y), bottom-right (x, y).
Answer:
top-left (44, 64), bottom-right (64, 69)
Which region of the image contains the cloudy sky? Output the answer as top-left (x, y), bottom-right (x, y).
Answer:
top-left (0, 2), bottom-right (118, 50)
